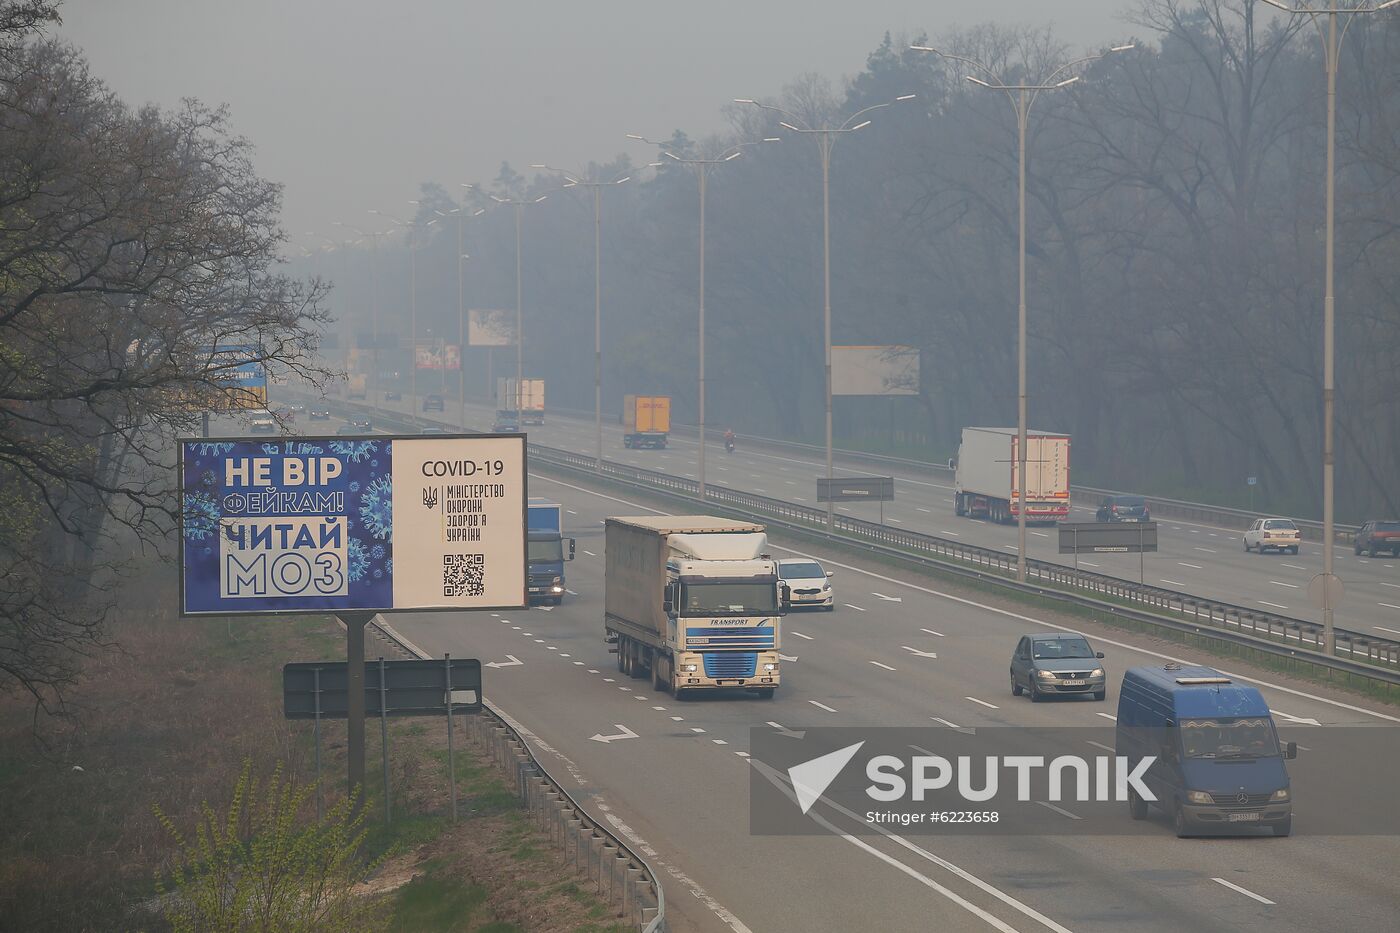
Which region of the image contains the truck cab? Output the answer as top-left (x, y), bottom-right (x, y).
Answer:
top-left (1115, 663), bottom-right (1296, 837)
top-left (527, 498), bottom-right (574, 605)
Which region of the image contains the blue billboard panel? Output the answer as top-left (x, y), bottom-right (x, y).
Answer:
top-left (180, 435), bottom-right (526, 615)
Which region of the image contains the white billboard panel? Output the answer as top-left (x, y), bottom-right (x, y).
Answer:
top-left (468, 309), bottom-right (515, 346)
top-left (831, 345), bottom-right (920, 396)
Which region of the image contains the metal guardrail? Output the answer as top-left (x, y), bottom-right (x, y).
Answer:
top-left (290, 391), bottom-right (1400, 685)
top-left (544, 402), bottom-right (1359, 543)
top-left (370, 618), bottom-right (665, 932)
top-left (525, 443), bottom-right (1400, 681)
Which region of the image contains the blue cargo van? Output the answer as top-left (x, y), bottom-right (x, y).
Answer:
top-left (527, 498), bottom-right (575, 605)
top-left (1115, 663), bottom-right (1297, 837)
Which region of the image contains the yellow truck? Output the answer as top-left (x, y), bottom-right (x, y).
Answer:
top-left (605, 516), bottom-right (785, 699)
top-left (622, 395), bottom-right (671, 449)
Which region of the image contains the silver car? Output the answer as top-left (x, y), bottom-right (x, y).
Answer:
top-left (1010, 633), bottom-right (1106, 702)
top-left (777, 558), bottom-right (834, 610)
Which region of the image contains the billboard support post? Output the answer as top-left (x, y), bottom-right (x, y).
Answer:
top-left (313, 666), bottom-right (323, 821)
top-left (340, 611), bottom-right (374, 804)
top-left (201, 412), bottom-right (210, 439)
top-left (379, 656), bottom-right (391, 826)
top-left (445, 653), bottom-right (458, 822)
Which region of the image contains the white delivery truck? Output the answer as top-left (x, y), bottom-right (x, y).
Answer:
top-left (954, 427), bottom-right (1071, 523)
top-left (496, 377), bottom-right (545, 424)
top-left (605, 516), bottom-right (786, 699)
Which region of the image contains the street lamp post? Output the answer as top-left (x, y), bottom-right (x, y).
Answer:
top-left (911, 44), bottom-right (1132, 582)
top-left (334, 222), bottom-right (394, 417)
top-left (436, 186), bottom-right (486, 430)
top-left (1259, 0), bottom-right (1398, 654)
top-left (530, 165), bottom-right (631, 470)
top-left (734, 94), bottom-right (917, 528)
top-left (489, 194), bottom-right (549, 419)
top-left (624, 135), bottom-right (777, 498)
top-left (372, 206), bottom-right (438, 410)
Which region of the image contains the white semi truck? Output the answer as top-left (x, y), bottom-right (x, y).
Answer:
top-left (604, 516), bottom-right (785, 699)
top-left (954, 426), bottom-right (1071, 523)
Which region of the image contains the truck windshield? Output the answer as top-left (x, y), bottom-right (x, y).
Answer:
top-left (682, 581), bottom-right (777, 616)
top-left (527, 539), bottom-right (563, 563)
top-left (1179, 718), bottom-right (1280, 759)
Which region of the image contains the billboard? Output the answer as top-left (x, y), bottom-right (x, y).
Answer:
top-left (831, 346), bottom-right (919, 396)
top-left (204, 345), bottom-right (268, 410)
top-left (179, 434), bottom-right (527, 615)
top-left (415, 345), bottom-right (461, 370)
top-left (468, 309), bottom-right (514, 346)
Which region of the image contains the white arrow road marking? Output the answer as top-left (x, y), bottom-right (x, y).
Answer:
top-left (1273, 710), bottom-right (1321, 726)
top-left (901, 646), bottom-right (938, 659)
top-left (869, 661), bottom-right (897, 671)
top-left (778, 653), bottom-right (800, 662)
top-left (485, 655), bottom-right (523, 669)
top-left (767, 721), bottom-right (805, 739)
top-left (788, 742), bottom-right (865, 815)
top-left (871, 592), bottom-right (903, 602)
top-left (589, 724), bottom-right (639, 744)
top-left (1212, 878), bottom-right (1275, 905)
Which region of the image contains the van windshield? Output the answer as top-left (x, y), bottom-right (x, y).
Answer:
top-left (682, 581), bottom-right (777, 616)
top-left (1179, 718), bottom-right (1280, 759)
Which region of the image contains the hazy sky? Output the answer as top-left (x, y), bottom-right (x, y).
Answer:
top-left (57, 1), bottom-right (1132, 251)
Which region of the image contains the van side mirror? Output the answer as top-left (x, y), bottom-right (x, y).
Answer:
top-left (1285, 741), bottom-right (1298, 760)
top-left (567, 538), bottom-right (576, 560)
top-left (1096, 651), bottom-right (1105, 659)
top-left (780, 583), bottom-right (791, 612)
top-left (663, 600), bottom-right (673, 614)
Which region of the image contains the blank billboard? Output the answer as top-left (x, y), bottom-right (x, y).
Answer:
top-left (468, 309), bottom-right (514, 346)
top-left (832, 346), bottom-right (920, 396)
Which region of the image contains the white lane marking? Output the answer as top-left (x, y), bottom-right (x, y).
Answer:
top-left (809, 700), bottom-right (838, 712)
top-left (965, 696), bottom-right (999, 710)
top-left (1282, 563), bottom-right (1308, 571)
top-left (1375, 626), bottom-right (1400, 636)
top-left (573, 661), bottom-right (584, 665)
top-left (1096, 712), bottom-right (1117, 722)
top-left (1380, 582), bottom-right (1400, 589)
top-left (916, 507), bottom-right (931, 513)
top-left (751, 760), bottom-right (1075, 933)
top-left (546, 645), bottom-right (558, 650)
top-left (920, 628), bottom-right (945, 637)
top-left (1160, 579), bottom-right (1185, 587)
top-left (1178, 562), bottom-right (1203, 569)
top-left (1212, 878), bottom-right (1275, 906)
top-left (794, 496), bottom-right (806, 501)
top-left (560, 653), bottom-right (571, 658)
top-left (869, 660), bottom-right (897, 671)
top-left (1086, 741), bottom-right (1114, 753)
top-left (1381, 603), bottom-right (1400, 611)
top-left (603, 677), bottom-right (615, 682)
top-left (1273, 710), bottom-right (1321, 726)
top-left (889, 517), bottom-right (904, 524)
top-left (583, 549), bottom-right (597, 556)
top-left (845, 604), bottom-right (867, 611)
top-left (566, 509), bottom-right (577, 514)
top-left (750, 761), bottom-right (1025, 933)
top-left (533, 638), bottom-right (545, 643)
top-left (1258, 600), bottom-right (1289, 610)
top-left (872, 592), bottom-right (903, 602)
top-left (1194, 547), bottom-right (1217, 553)
top-left (634, 695), bottom-right (648, 700)
top-left (1270, 580), bottom-right (1300, 589)
top-left (589, 724), bottom-right (639, 744)
top-left (1080, 561), bottom-right (1100, 568)
top-left (938, 529), bottom-right (961, 537)
top-left (713, 739), bottom-right (728, 745)
top-left (735, 751), bottom-right (750, 759)
top-left (778, 653), bottom-right (800, 662)
top-left (533, 475), bottom-right (1400, 724)
top-left (619, 686), bottom-right (632, 692)
top-left (1030, 531), bottom-right (1049, 538)
top-left (691, 727), bottom-right (706, 733)
top-left (902, 646), bottom-right (939, 659)
top-left (792, 631), bottom-right (815, 640)
top-left (1036, 800), bottom-right (1081, 820)
top-left (930, 717), bottom-right (962, 730)
top-left (653, 705), bottom-right (667, 710)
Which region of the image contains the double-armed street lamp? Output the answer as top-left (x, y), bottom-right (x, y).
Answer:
top-left (332, 221), bottom-right (395, 416)
top-left (910, 43), bottom-right (1132, 582)
top-left (434, 183), bottom-right (487, 428)
top-left (371, 206), bottom-right (438, 406)
top-left (488, 193), bottom-right (550, 417)
top-left (733, 93), bottom-right (917, 528)
top-left (624, 134), bottom-right (777, 497)
top-left (1258, 0), bottom-right (1399, 654)
top-left (530, 165), bottom-right (631, 470)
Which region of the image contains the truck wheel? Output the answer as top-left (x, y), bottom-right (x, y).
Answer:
top-left (1354, 542), bottom-right (1362, 555)
top-left (1370, 545), bottom-right (1379, 557)
top-left (652, 655), bottom-right (668, 693)
top-left (630, 646), bottom-right (649, 680)
top-left (954, 493), bottom-right (965, 517)
top-left (1128, 787), bottom-right (1149, 820)
top-left (616, 642), bottom-right (627, 673)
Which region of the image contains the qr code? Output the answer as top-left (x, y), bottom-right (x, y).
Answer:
top-left (443, 553), bottom-right (486, 597)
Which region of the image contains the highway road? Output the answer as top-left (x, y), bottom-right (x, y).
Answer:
top-left (355, 391), bottom-right (1400, 641)
top-left (221, 404), bottom-right (1400, 932)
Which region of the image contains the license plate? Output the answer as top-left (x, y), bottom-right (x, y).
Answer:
top-left (1059, 680), bottom-right (1085, 686)
top-left (1227, 812), bottom-right (1260, 822)
top-left (1122, 518), bottom-right (1139, 522)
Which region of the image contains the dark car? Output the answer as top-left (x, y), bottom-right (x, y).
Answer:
top-left (1096, 494), bottom-right (1150, 523)
top-left (420, 426), bottom-right (446, 435)
top-left (335, 424), bottom-right (360, 436)
top-left (385, 390), bottom-right (402, 401)
top-left (492, 412), bottom-right (521, 433)
top-left (1010, 633), bottom-right (1106, 702)
top-left (349, 418), bottom-right (372, 431)
top-left (309, 408), bottom-right (331, 421)
top-left (1355, 520), bottom-right (1400, 557)
top-left (423, 393), bottom-right (445, 412)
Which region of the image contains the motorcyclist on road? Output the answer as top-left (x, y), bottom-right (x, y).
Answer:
top-left (723, 428), bottom-right (736, 452)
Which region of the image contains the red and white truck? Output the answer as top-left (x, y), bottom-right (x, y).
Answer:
top-left (953, 427), bottom-right (1071, 523)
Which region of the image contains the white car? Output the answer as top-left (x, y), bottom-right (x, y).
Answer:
top-left (777, 558), bottom-right (834, 610)
top-left (1244, 518), bottom-right (1302, 555)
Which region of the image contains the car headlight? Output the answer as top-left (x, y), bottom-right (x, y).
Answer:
top-left (1035, 669), bottom-right (1057, 680)
top-left (1270, 788), bottom-right (1290, 802)
top-left (682, 664), bottom-right (698, 673)
top-left (1186, 790), bottom-right (1213, 805)
top-left (763, 663), bottom-right (776, 671)
top-left (1090, 668), bottom-right (1105, 678)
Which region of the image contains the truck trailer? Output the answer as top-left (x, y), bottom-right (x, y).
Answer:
top-left (605, 516), bottom-right (785, 698)
top-left (527, 498), bottom-right (574, 604)
top-left (496, 377), bottom-right (545, 424)
top-left (622, 395), bottom-right (671, 449)
top-left (954, 427), bottom-right (1071, 523)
